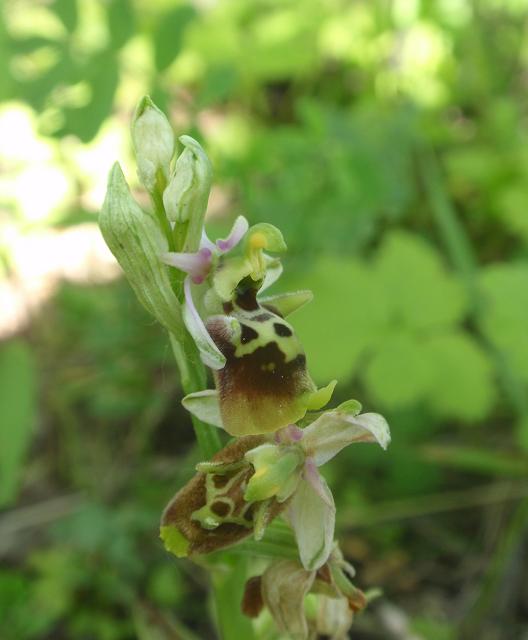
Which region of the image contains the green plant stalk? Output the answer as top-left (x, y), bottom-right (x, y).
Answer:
top-left (169, 332), bottom-right (221, 460)
top-left (212, 555), bottom-right (256, 640)
top-left (152, 172), bottom-right (176, 252)
top-left (159, 186), bottom-right (254, 640)
top-left (169, 331), bottom-right (257, 640)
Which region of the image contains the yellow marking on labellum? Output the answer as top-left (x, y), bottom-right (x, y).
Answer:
top-left (160, 525), bottom-right (190, 558)
top-left (207, 283), bottom-right (317, 436)
top-left (249, 231), bottom-right (268, 250)
top-left (191, 467), bottom-right (254, 530)
top-left (233, 311), bottom-right (301, 364)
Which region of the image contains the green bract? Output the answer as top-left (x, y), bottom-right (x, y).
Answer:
top-left (99, 163), bottom-right (184, 338)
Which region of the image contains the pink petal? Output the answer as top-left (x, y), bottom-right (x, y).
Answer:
top-left (287, 476), bottom-right (336, 571)
top-left (216, 215), bottom-right (249, 253)
top-left (275, 424), bottom-right (304, 444)
top-left (183, 276), bottom-right (226, 370)
top-left (161, 248), bottom-right (212, 284)
top-left (200, 230), bottom-right (217, 252)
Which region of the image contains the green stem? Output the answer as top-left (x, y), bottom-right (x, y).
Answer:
top-left (158, 174), bottom-right (253, 640)
top-left (169, 333), bottom-right (255, 640)
top-left (151, 188), bottom-right (175, 252)
top-left (170, 332), bottom-right (222, 460)
top-left (212, 556), bottom-right (256, 640)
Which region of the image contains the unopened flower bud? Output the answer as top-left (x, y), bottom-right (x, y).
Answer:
top-left (100, 163), bottom-right (183, 337)
top-left (261, 560), bottom-right (315, 640)
top-left (315, 596), bottom-right (354, 638)
top-left (163, 135), bottom-right (212, 250)
top-left (131, 96), bottom-right (174, 193)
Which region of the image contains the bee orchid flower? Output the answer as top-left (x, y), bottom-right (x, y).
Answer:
top-left (161, 218), bottom-right (290, 370)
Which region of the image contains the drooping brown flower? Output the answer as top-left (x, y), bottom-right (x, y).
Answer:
top-left (160, 435), bottom-right (288, 558)
top-left (241, 548), bottom-right (368, 640)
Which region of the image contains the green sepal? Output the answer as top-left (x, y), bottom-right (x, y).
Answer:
top-left (259, 290), bottom-right (313, 317)
top-left (336, 399), bottom-right (362, 416)
top-left (305, 380), bottom-right (337, 411)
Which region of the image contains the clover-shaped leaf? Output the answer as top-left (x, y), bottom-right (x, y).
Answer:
top-left (421, 333), bottom-right (495, 421)
top-left (479, 264), bottom-right (528, 383)
top-left (283, 258), bottom-right (389, 382)
top-left (374, 231), bottom-right (467, 331)
top-left (363, 331), bottom-right (433, 409)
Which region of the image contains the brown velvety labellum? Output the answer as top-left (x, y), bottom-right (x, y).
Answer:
top-left (161, 436), bottom-right (287, 556)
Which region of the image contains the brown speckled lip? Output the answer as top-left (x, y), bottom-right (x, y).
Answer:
top-left (161, 436), bottom-right (287, 556)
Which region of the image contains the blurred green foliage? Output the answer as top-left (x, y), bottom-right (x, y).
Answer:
top-left (1, 0), bottom-right (528, 638)
top-left (0, 340), bottom-right (36, 506)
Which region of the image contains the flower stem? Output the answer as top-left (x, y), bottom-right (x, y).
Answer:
top-left (158, 155), bottom-right (252, 640)
top-left (169, 333), bottom-right (255, 640)
top-left (169, 331), bottom-right (222, 460)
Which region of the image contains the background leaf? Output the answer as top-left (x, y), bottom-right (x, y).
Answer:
top-left (154, 6), bottom-right (197, 72)
top-left (0, 340), bottom-right (37, 507)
